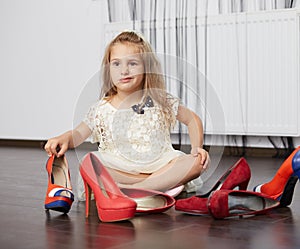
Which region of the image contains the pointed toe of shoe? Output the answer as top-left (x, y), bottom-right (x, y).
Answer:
top-left (175, 196), bottom-right (209, 215)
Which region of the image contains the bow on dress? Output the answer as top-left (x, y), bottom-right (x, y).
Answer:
top-left (131, 96), bottom-right (154, 114)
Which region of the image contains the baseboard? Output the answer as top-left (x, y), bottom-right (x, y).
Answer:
top-left (0, 139), bottom-right (46, 149)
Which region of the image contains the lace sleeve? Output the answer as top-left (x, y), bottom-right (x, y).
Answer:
top-left (166, 94), bottom-right (180, 114)
top-left (166, 94), bottom-right (181, 128)
top-left (83, 105), bottom-right (95, 131)
top-left (83, 102), bottom-right (100, 143)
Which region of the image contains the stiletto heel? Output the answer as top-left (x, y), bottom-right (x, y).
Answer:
top-left (237, 180), bottom-right (249, 192)
top-left (44, 155), bottom-right (74, 213)
top-left (254, 150), bottom-right (300, 207)
top-left (79, 153), bottom-right (137, 222)
top-left (175, 157), bottom-right (251, 215)
top-left (83, 181), bottom-right (92, 218)
top-left (278, 176), bottom-right (298, 207)
top-left (207, 189), bottom-right (280, 219)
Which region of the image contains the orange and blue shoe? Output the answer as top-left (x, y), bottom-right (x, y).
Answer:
top-left (254, 149), bottom-right (300, 207)
top-left (44, 155), bottom-right (74, 213)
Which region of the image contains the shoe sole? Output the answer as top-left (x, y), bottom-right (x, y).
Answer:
top-left (45, 200), bottom-right (71, 213)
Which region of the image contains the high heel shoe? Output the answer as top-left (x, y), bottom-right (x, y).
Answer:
top-left (175, 157), bottom-right (251, 215)
top-left (254, 175), bottom-right (299, 207)
top-left (253, 150), bottom-right (300, 207)
top-left (121, 188), bottom-right (175, 214)
top-left (207, 189), bottom-right (280, 219)
top-left (44, 155), bottom-right (74, 213)
top-left (79, 153), bottom-right (137, 222)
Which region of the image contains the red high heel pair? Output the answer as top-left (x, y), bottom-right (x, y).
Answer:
top-left (79, 153), bottom-right (137, 222)
top-left (175, 157), bottom-right (251, 215)
top-left (44, 155), bottom-right (74, 213)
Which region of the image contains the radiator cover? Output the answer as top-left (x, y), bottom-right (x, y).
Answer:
top-left (105, 9), bottom-right (300, 136)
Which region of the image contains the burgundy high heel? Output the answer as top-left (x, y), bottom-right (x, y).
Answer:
top-left (207, 189), bottom-right (280, 219)
top-left (175, 157), bottom-right (251, 215)
top-left (79, 153), bottom-right (137, 222)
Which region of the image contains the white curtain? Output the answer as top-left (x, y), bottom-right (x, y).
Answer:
top-left (107, 0), bottom-right (298, 22)
top-left (105, 0), bottom-right (299, 150)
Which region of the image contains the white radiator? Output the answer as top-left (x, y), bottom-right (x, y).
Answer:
top-left (105, 9), bottom-right (300, 136)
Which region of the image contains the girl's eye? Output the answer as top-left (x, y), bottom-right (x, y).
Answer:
top-left (129, 61), bottom-right (138, 66)
top-left (111, 61), bottom-right (120, 67)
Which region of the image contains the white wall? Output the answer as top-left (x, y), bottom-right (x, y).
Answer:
top-left (0, 0), bottom-right (299, 148)
top-left (0, 0), bottom-right (108, 140)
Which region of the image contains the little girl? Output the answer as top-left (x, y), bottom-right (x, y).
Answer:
top-left (44, 31), bottom-right (209, 197)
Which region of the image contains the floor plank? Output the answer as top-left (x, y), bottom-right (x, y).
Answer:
top-left (1, 146), bottom-right (300, 249)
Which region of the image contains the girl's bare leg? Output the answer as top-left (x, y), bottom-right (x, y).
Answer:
top-left (77, 153), bottom-right (209, 200)
top-left (105, 167), bottom-right (149, 184)
top-left (115, 154), bottom-right (207, 192)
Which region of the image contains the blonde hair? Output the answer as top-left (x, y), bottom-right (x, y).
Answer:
top-left (100, 31), bottom-right (176, 129)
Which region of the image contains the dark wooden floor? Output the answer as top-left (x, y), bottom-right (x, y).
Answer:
top-left (1, 146), bottom-right (300, 249)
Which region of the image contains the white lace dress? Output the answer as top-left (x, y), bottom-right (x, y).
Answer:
top-left (76, 95), bottom-right (203, 200)
top-left (82, 95), bottom-right (184, 174)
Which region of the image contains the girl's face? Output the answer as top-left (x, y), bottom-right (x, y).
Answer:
top-left (110, 43), bottom-right (145, 96)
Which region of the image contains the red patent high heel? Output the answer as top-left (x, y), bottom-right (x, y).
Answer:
top-left (175, 157), bottom-right (251, 215)
top-left (44, 155), bottom-right (74, 213)
top-left (79, 153), bottom-right (137, 222)
top-left (207, 189), bottom-right (280, 219)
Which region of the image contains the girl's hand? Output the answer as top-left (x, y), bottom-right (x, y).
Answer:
top-left (44, 133), bottom-right (70, 158)
top-left (44, 123), bottom-right (91, 158)
top-left (191, 147), bottom-right (210, 170)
